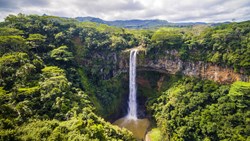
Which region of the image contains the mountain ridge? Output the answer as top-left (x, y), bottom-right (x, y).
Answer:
top-left (75, 16), bottom-right (210, 28)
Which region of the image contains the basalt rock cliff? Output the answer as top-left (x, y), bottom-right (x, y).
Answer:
top-left (117, 50), bottom-right (249, 84)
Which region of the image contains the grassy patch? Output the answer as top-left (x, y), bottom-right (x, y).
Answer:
top-left (148, 128), bottom-right (163, 141)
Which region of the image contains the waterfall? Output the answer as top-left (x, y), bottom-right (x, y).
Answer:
top-left (127, 49), bottom-right (138, 120)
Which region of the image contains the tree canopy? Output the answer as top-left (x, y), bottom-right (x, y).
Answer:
top-left (0, 14), bottom-right (249, 140)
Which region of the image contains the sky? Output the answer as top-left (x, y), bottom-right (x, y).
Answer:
top-left (0, 0), bottom-right (249, 22)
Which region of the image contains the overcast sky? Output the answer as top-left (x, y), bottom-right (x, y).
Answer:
top-left (0, 0), bottom-right (249, 22)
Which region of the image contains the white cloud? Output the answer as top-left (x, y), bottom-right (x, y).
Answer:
top-left (0, 0), bottom-right (249, 22)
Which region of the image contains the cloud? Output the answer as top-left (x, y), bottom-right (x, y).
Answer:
top-left (0, 1), bottom-right (17, 9)
top-left (73, 0), bottom-right (144, 12)
top-left (0, 0), bottom-right (249, 22)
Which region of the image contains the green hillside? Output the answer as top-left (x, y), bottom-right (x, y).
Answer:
top-left (0, 14), bottom-right (249, 140)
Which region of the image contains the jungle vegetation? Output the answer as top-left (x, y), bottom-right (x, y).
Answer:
top-left (0, 14), bottom-right (249, 140)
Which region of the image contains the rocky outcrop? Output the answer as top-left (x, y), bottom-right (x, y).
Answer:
top-left (117, 50), bottom-right (249, 84)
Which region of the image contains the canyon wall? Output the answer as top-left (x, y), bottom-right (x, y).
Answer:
top-left (117, 50), bottom-right (249, 84)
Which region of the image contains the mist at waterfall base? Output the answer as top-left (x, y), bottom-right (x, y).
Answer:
top-left (113, 49), bottom-right (150, 140)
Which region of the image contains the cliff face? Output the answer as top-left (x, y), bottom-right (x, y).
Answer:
top-left (139, 59), bottom-right (248, 84)
top-left (117, 50), bottom-right (249, 84)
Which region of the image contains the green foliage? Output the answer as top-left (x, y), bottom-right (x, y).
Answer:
top-left (95, 77), bottom-right (126, 117)
top-left (229, 81), bottom-right (250, 109)
top-left (0, 52), bottom-right (31, 90)
top-left (111, 35), bottom-right (128, 50)
top-left (39, 68), bottom-right (70, 113)
top-left (0, 14), bottom-right (249, 141)
top-left (150, 78), bottom-right (250, 140)
top-left (0, 14), bottom-right (137, 141)
top-left (183, 22), bottom-right (250, 73)
top-left (150, 28), bottom-right (183, 55)
top-left (0, 52), bottom-right (29, 65)
top-left (210, 51), bottom-right (221, 63)
top-left (148, 128), bottom-right (163, 141)
top-left (0, 35), bottom-right (26, 55)
top-left (50, 46), bottom-right (73, 62)
top-left (0, 111), bottom-right (134, 141)
top-left (145, 22), bottom-right (250, 74)
top-left (77, 68), bottom-right (127, 118)
top-left (26, 33), bottom-right (46, 51)
top-left (0, 27), bottom-right (24, 36)
top-left (17, 86), bottom-right (40, 96)
top-left (151, 28), bottom-right (182, 44)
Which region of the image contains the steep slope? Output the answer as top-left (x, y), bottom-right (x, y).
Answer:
top-left (0, 14), bottom-right (249, 140)
top-left (149, 78), bottom-right (250, 140)
top-left (0, 14), bottom-right (134, 140)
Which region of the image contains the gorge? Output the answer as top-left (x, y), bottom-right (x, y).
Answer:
top-left (117, 49), bottom-right (248, 84)
top-left (0, 14), bottom-right (249, 141)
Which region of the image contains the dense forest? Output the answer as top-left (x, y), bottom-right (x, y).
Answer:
top-left (0, 14), bottom-right (249, 141)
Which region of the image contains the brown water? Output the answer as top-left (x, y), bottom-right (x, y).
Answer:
top-left (113, 117), bottom-right (150, 140)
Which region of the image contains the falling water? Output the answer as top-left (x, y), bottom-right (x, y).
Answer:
top-left (113, 49), bottom-right (150, 140)
top-left (127, 49), bottom-right (138, 120)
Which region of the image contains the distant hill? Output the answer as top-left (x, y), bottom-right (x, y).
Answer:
top-left (75, 17), bottom-right (106, 24)
top-left (75, 17), bottom-right (209, 28)
top-left (107, 19), bottom-right (170, 28)
top-left (75, 17), bottom-right (171, 28)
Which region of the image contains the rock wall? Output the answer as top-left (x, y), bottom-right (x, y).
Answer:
top-left (117, 50), bottom-right (249, 84)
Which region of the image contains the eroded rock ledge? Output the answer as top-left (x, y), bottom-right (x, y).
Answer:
top-left (117, 51), bottom-right (249, 84)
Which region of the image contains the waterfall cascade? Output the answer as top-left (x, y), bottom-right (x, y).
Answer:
top-left (113, 49), bottom-right (150, 140)
top-left (127, 49), bottom-right (138, 120)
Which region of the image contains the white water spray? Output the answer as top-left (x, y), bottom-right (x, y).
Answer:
top-left (127, 49), bottom-right (138, 120)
